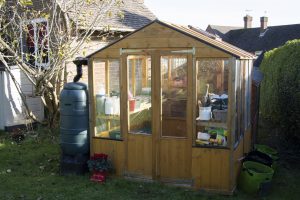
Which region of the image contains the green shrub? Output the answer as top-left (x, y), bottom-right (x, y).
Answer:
top-left (260, 39), bottom-right (300, 140)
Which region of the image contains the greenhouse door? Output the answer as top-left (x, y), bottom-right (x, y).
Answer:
top-left (157, 53), bottom-right (193, 184)
top-left (125, 55), bottom-right (153, 179)
top-left (122, 51), bottom-right (193, 182)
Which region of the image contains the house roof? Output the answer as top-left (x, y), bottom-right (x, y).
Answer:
top-left (208, 24), bottom-right (300, 53)
top-left (57, 0), bottom-right (156, 31)
top-left (206, 25), bottom-right (241, 39)
top-left (87, 19), bottom-right (255, 59)
top-left (188, 25), bottom-right (221, 40)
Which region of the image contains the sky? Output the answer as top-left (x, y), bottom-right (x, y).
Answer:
top-left (144, 0), bottom-right (300, 29)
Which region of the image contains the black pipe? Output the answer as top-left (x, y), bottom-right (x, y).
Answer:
top-left (73, 57), bottom-right (88, 82)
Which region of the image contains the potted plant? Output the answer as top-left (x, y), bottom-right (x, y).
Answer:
top-left (87, 153), bottom-right (112, 183)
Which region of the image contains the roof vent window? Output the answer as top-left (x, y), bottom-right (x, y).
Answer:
top-left (259, 28), bottom-right (268, 37)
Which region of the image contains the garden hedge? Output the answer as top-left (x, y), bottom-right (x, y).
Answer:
top-left (260, 39), bottom-right (300, 140)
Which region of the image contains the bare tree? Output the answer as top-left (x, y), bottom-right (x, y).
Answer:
top-left (0, 0), bottom-right (122, 128)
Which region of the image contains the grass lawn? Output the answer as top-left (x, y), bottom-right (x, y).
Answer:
top-left (0, 126), bottom-right (299, 200)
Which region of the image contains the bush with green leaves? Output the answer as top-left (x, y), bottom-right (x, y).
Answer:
top-left (260, 39), bottom-right (300, 140)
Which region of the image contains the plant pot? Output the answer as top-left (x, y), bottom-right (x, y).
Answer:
top-left (238, 161), bottom-right (274, 194)
top-left (90, 171), bottom-right (108, 183)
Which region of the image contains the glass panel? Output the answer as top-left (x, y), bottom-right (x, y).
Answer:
top-left (94, 60), bottom-right (121, 139)
top-left (128, 56), bottom-right (152, 134)
top-left (36, 21), bottom-right (49, 65)
top-left (246, 61), bottom-right (251, 128)
top-left (244, 61), bottom-right (250, 129)
top-left (248, 60), bottom-right (252, 126)
top-left (235, 60), bottom-right (242, 143)
top-left (161, 56), bottom-right (187, 137)
top-left (196, 59), bottom-right (229, 114)
top-left (195, 59), bottom-right (229, 147)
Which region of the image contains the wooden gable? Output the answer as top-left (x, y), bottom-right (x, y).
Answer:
top-left (89, 21), bottom-right (235, 59)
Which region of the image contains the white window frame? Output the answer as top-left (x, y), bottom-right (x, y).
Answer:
top-left (20, 18), bottom-right (50, 69)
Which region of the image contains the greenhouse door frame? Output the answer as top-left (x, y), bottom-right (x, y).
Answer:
top-left (120, 48), bottom-right (195, 183)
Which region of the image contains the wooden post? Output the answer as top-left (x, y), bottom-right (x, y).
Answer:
top-left (88, 57), bottom-right (95, 155)
top-left (152, 50), bottom-right (161, 179)
top-left (192, 56), bottom-right (197, 146)
top-left (186, 53), bottom-right (193, 178)
top-left (227, 57), bottom-right (236, 191)
top-left (142, 57), bottom-right (147, 87)
top-left (120, 53), bottom-right (129, 174)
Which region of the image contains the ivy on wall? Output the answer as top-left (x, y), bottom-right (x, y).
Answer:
top-left (260, 39), bottom-right (300, 139)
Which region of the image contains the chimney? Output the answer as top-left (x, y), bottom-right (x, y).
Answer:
top-left (260, 16), bottom-right (268, 30)
top-left (244, 15), bottom-right (253, 29)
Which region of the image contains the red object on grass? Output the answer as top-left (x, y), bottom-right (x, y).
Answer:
top-left (89, 153), bottom-right (109, 183)
top-left (90, 171), bottom-right (107, 183)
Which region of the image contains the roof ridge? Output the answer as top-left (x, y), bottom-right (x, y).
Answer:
top-left (227, 23), bottom-right (300, 33)
top-left (210, 24), bottom-right (242, 28)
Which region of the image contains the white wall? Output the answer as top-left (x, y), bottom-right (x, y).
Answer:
top-left (0, 66), bottom-right (44, 130)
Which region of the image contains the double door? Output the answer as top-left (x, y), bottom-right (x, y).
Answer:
top-left (122, 50), bottom-right (194, 182)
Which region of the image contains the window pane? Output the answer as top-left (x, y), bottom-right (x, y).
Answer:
top-left (235, 60), bottom-right (242, 143)
top-left (244, 61), bottom-right (250, 129)
top-left (247, 61), bottom-right (252, 127)
top-left (161, 56), bottom-right (187, 137)
top-left (36, 22), bottom-right (48, 64)
top-left (22, 20), bottom-right (49, 67)
top-left (128, 56), bottom-right (152, 134)
top-left (25, 24), bottom-right (35, 65)
top-left (195, 59), bottom-right (229, 147)
top-left (197, 59), bottom-right (229, 116)
top-left (249, 61), bottom-right (252, 126)
top-left (95, 60), bottom-right (121, 139)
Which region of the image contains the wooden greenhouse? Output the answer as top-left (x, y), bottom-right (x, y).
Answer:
top-left (86, 20), bottom-right (254, 193)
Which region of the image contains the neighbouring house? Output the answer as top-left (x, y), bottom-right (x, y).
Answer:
top-left (206, 15), bottom-right (300, 142)
top-left (206, 15), bottom-right (300, 65)
top-left (0, 0), bottom-right (156, 131)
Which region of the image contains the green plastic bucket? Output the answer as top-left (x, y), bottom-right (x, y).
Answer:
top-left (238, 161), bottom-right (274, 194)
top-left (254, 144), bottom-right (279, 160)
